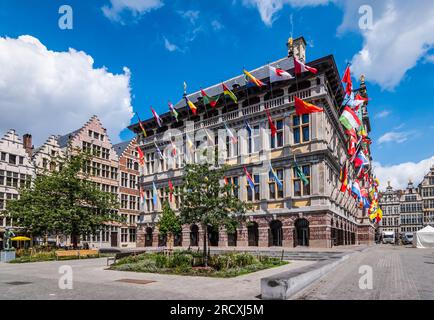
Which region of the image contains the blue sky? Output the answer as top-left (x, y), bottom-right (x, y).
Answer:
top-left (0, 0), bottom-right (433, 188)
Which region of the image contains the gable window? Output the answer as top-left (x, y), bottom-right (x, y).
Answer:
top-left (8, 154), bottom-right (16, 165)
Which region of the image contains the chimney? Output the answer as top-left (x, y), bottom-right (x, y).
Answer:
top-left (23, 134), bottom-right (33, 157)
top-left (287, 36), bottom-right (306, 62)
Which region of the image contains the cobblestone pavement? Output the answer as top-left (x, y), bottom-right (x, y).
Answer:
top-left (0, 257), bottom-right (312, 300)
top-left (292, 245), bottom-right (434, 300)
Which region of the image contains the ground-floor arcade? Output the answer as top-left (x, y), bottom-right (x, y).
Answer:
top-left (137, 211), bottom-right (375, 249)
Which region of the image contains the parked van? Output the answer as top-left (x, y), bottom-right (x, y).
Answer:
top-left (382, 231), bottom-right (395, 244)
top-left (402, 232), bottom-right (414, 245)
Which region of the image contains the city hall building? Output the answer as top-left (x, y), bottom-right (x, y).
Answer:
top-left (128, 37), bottom-right (375, 248)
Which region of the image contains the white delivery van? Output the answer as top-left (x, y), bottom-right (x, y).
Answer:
top-left (382, 231), bottom-right (395, 244)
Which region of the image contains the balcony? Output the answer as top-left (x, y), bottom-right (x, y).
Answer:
top-left (138, 85), bottom-right (326, 146)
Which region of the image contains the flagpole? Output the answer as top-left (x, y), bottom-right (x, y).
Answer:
top-left (267, 62), bottom-right (274, 100)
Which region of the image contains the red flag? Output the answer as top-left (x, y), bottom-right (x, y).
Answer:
top-left (339, 162), bottom-right (348, 192)
top-left (168, 180), bottom-right (173, 202)
top-left (294, 97), bottom-right (323, 115)
top-left (348, 135), bottom-right (357, 156)
top-left (223, 176), bottom-right (229, 185)
top-left (265, 109), bottom-right (277, 137)
top-left (342, 65), bottom-right (352, 95)
top-left (294, 57), bottom-right (317, 75)
top-left (345, 128), bottom-right (357, 139)
top-left (136, 146), bottom-right (144, 165)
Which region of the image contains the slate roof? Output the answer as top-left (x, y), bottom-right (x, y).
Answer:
top-left (113, 140), bottom-right (132, 157)
top-left (57, 129), bottom-right (81, 148)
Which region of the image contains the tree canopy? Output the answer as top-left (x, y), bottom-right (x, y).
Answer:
top-left (179, 163), bottom-right (250, 265)
top-left (7, 151), bottom-right (121, 246)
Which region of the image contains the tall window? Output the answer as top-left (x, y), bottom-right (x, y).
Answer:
top-left (92, 145), bottom-right (101, 157)
top-left (8, 154), bottom-right (16, 165)
top-left (248, 125), bottom-right (261, 154)
top-left (226, 176), bottom-right (239, 198)
top-left (293, 114), bottom-right (310, 144)
top-left (269, 168), bottom-right (284, 199)
top-left (110, 167), bottom-right (118, 180)
top-left (247, 174), bottom-right (260, 201)
top-left (145, 153), bottom-right (155, 175)
top-left (101, 147), bottom-right (110, 160)
top-left (293, 165), bottom-right (311, 196)
top-left (129, 195), bottom-right (137, 210)
top-left (270, 119), bottom-right (284, 149)
top-left (226, 136), bottom-right (238, 158)
top-left (121, 194), bottom-right (128, 209)
top-left (0, 192), bottom-right (4, 210)
top-left (145, 190), bottom-right (154, 212)
top-left (127, 158), bottom-right (133, 169)
top-left (121, 228), bottom-right (128, 243)
top-left (129, 174), bottom-right (136, 189)
top-left (121, 173), bottom-right (128, 187)
top-left (129, 228), bottom-right (136, 242)
top-left (159, 188), bottom-right (169, 207)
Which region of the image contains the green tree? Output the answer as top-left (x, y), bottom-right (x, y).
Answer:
top-left (7, 150), bottom-right (121, 248)
top-left (157, 201), bottom-right (182, 249)
top-left (179, 163), bottom-right (249, 266)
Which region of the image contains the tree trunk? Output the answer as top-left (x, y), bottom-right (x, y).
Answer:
top-left (71, 233), bottom-right (78, 249)
top-left (168, 233), bottom-right (174, 250)
top-left (203, 224), bottom-right (208, 267)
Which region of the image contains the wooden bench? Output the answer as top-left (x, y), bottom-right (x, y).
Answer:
top-left (55, 250), bottom-right (79, 260)
top-left (78, 249), bottom-right (99, 258)
top-left (55, 249), bottom-right (99, 260)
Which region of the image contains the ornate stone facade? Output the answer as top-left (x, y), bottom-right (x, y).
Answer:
top-left (130, 37), bottom-right (375, 248)
top-left (0, 130), bottom-right (34, 238)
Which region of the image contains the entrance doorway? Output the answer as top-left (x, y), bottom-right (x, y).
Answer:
top-left (227, 231), bottom-right (237, 247)
top-left (247, 222), bottom-right (259, 246)
top-left (145, 227), bottom-right (153, 247)
top-left (294, 218), bottom-right (309, 246)
top-left (190, 224), bottom-right (199, 246)
top-left (207, 226), bottom-right (219, 246)
top-left (269, 220), bottom-right (283, 247)
top-left (110, 232), bottom-right (118, 247)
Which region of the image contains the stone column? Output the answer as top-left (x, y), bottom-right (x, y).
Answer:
top-left (257, 218), bottom-right (269, 247)
top-left (136, 225), bottom-right (145, 247)
top-left (237, 223), bottom-right (248, 247)
top-left (219, 227), bottom-right (228, 248)
top-left (282, 226), bottom-right (294, 248)
top-left (182, 225), bottom-right (191, 247)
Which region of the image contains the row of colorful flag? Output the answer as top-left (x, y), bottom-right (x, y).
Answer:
top-left (337, 65), bottom-right (382, 223)
top-left (135, 56), bottom-right (323, 138)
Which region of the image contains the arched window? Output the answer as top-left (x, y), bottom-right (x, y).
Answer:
top-left (269, 220), bottom-right (283, 246)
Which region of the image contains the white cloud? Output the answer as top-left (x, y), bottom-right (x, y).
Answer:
top-left (241, 0), bottom-right (434, 91)
top-left (374, 110), bottom-right (390, 119)
top-left (211, 20), bottom-right (224, 31)
top-left (163, 37), bottom-right (181, 52)
top-left (102, 0), bottom-right (163, 23)
top-left (378, 131), bottom-right (413, 144)
top-left (348, 0), bottom-right (434, 90)
top-left (0, 35), bottom-right (133, 145)
top-left (373, 157), bottom-right (434, 190)
top-left (241, 0), bottom-right (331, 26)
top-left (178, 10), bottom-right (200, 24)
